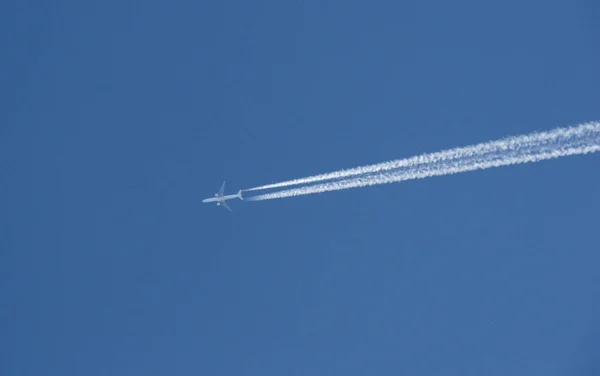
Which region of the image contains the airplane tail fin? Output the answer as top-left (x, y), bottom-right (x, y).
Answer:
top-left (238, 190), bottom-right (243, 200)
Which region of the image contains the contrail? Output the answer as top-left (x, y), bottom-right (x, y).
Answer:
top-left (245, 122), bottom-right (600, 192)
top-left (246, 121), bottom-right (600, 201)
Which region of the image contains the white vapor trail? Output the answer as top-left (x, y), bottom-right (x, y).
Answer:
top-left (245, 122), bottom-right (600, 192)
top-left (246, 121), bottom-right (600, 201)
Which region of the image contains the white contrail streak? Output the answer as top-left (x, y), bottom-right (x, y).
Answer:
top-left (246, 121), bottom-right (600, 201)
top-left (245, 122), bottom-right (600, 192)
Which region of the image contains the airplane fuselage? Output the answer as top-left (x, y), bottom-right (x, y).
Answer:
top-left (202, 193), bottom-right (240, 203)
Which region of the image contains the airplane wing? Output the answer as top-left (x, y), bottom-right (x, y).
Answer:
top-left (217, 181), bottom-right (226, 197)
top-left (221, 200), bottom-right (232, 212)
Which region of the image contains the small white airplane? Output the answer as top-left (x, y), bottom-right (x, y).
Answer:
top-left (202, 181), bottom-right (243, 211)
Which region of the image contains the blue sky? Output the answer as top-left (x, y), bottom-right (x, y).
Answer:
top-left (2, 1), bottom-right (600, 375)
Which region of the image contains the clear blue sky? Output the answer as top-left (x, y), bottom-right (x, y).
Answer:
top-left (2, 1), bottom-right (600, 375)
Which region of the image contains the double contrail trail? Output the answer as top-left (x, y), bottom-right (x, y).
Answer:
top-left (245, 121), bottom-right (600, 201)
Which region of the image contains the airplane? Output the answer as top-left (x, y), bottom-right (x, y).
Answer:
top-left (202, 181), bottom-right (243, 211)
